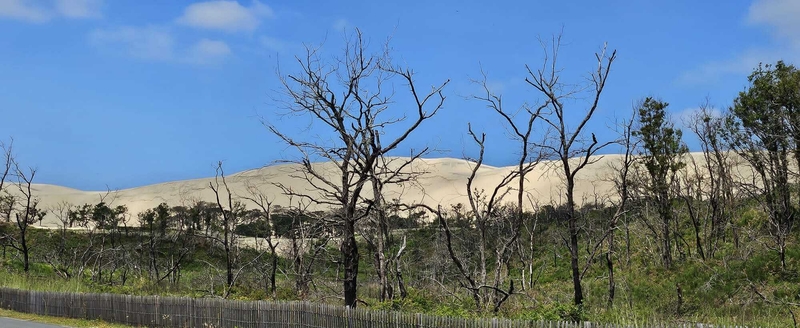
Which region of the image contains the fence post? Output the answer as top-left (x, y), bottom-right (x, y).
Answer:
top-left (346, 305), bottom-right (352, 328)
top-left (154, 295), bottom-right (159, 327)
top-left (188, 297), bottom-right (193, 328)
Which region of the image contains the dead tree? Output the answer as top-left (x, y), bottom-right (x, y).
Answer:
top-left (243, 185), bottom-right (280, 297)
top-left (43, 201), bottom-right (76, 279)
top-left (424, 118), bottom-right (540, 312)
top-left (359, 150), bottom-right (431, 303)
top-left (10, 162), bottom-right (46, 272)
top-left (0, 140), bottom-right (13, 258)
top-left (605, 107), bottom-right (638, 307)
top-left (278, 198), bottom-right (330, 299)
top-left (209, 161), bottom-right (244, 297)
top-left (525, 34), bottom-right (616, 306)
top-left (436, 68), bottom-right (548, 311)
top-left (686, 103), bottom-right (735, 255)
top-left (268, 28), bottom-right (448, 307)
top-left (0, 139), bottom-right (11, 199)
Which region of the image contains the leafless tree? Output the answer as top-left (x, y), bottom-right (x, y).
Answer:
top-left (267, 28), bottom-right (448, 307)
top-left (0, 140), bottom-right (13, 259)
top-left (359, 142), bottom-right (436, 303)
top-left (519, 196), bottom-right (544, 292)
top-left (9, 162), bottom-right (47, 272)
top-left (0, 139), bottom-right (12, 204)
top-left (278, 198), bottom-right (331, 299)
top-left (242, 184), bottom-right (280, 297)
top-left (209, 161), bottom-right (244, 297)
top-left (686, 102), bottom-right (735, 256)
top-left (421, 120), bottom-right (539, 312)
top-left (42, 201), bottom-right (76, 279)
top-left (605, 107), bottom-right (638, 307)
top-left (525, 34), bottom-right (616, 306)
top-left (428, 67), bottom-right (548, 311)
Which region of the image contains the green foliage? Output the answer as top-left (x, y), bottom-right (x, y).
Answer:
top-left (635, 97), bottom-right (688, 185)
top-left (235, 218), bottom-right (271, 237)
top-left (729, 61), bottom-right (800, 154)
top-left (91, 202), bottom-right (128, 229)
top-left (511, 303), bottom-right (584, 321)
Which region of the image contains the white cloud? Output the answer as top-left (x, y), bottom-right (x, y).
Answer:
top-left (186, 38), bottom-right (231, 64)
top-left (332, 18), bottom-right (349, 31)
top-left (676, 48), bottom-right (783, 85)
top-left (260, 35), bottom-right (295, 52)
top-left (484, 80), bottom-right (507, 94)
top-left (677, 0), bottom-right (800, 86)
top-left (0, 0), bottom-right (50, 23)
top-left (260, 35), bottom-right (282, 50)
top-left (89, 26), bottom-right (175, 61)
top-left (55, 0), bottom-right (103, 19)
top-left (0, 0), bottom-right (102, 22)
top-left (748, 0), bottom-right (800, 46)
top-left (672, 106), bottom-right (723, 131)
top-left (89, 27), bottom-right (232, 66)
top-left (249, 0), bottom-right (273, 17)
top-left (176, 0), bottom-right (273, 33)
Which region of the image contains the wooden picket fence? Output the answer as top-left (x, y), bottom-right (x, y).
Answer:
top-left (0, 287), bottom-right (749, 327)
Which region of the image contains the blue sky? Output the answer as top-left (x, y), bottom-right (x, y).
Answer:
top-left (1, 0), bottom-right (799, 191)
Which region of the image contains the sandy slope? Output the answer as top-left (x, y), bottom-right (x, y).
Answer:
top-left (5, 153), bottom-right (753, 227)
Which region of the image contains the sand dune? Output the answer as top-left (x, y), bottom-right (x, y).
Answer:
top-left (4, 153), bottom-right (754, 227)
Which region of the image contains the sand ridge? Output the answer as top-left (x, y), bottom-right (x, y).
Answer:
top-left (3, 153), bottom-right (753, 227)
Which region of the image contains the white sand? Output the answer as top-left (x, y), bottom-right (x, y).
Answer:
top-left (3, 152), bottom-right (755, 227)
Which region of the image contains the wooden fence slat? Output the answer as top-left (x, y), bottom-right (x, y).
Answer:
top-left (0, 287), bottom-right (755, 328)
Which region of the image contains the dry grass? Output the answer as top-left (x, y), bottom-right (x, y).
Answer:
top-left (0, 308), bottom-right (132, 328)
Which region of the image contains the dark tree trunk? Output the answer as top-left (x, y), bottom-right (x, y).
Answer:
top-left (606, 250), bottom-right (614, 307)
top-left (342, 219), bottom-right (359, 308)
top-left (269, 245), bottom-right (278, 296)
top-left (224, 237), bottom-right (233, 288)
top-left (566, 182), bottom-right (583, 306)
top-left (21, 231), bottom-right (29, 272)
top-left (659, 198), bottom-right (672, 269)
top-left (396, 264), bottom-right (407, 299)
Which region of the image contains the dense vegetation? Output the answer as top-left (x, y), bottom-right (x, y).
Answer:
top-left (1, 31), bottom-right (800, 327)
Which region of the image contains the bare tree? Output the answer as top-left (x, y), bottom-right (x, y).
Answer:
top-left (268, 197), bottom-right (331, 299)
top-left (0, 139), bottom-right (12, 198)
top-left (435, 132), bottom-right (510, 311)
top-left (268, 28), bottom-right (448, 307)
top-left (605, 107), bottom-right (638, 307)
top-left (242, 185), bottom-right (280, 297)
top-left (43, 201), bottom-right (76, 279)
top-left (0, 140), bottom-right (13, 258)
top-left (209, 161), bottom-right (243, 297)
top-left (525, 34), bottom-right (616, 306)
top-left (429, 67), bottom-right (548, 311)
top-left (686, 103), bottom-right (735, 256)
top-left (360, 156), bottom-right (423, 302)
top-left (423, 116), bottom-right (543, 312)
top-left (9, 162), bottom-right (47, 272)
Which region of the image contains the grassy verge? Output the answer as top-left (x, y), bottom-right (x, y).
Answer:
top-left (0, 308), bottom-right (131, 328)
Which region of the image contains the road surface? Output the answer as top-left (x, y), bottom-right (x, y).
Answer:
top-left (0, 317), bottom-right (64, 327)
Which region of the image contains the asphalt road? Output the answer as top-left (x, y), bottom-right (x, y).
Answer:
top-left (0, 317), bottom-right (64, 327)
